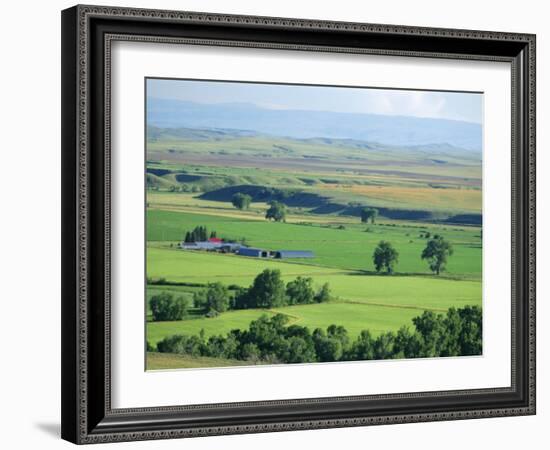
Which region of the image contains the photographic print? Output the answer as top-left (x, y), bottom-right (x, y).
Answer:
top-left (145, 78), bottom-right (483, 370)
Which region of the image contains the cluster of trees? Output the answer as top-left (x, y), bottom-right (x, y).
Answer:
top-left (193, 270), bottom-right (332, 315)
top-left (149, 292), bottom-right (190, 321)
top-left (155, 305), bottom-right (482, 364)
top-left (372, 235), bottom-right (454, 275)
top-left (168, 184), bottom-right (201, 193)
top-left (231, 193), bottom-right (252, 210)
top-left (183, 226), bottom-right (217, 243)
top-left (233, 269), bottom-right (331, 309)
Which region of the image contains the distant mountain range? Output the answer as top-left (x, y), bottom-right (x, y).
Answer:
top-left (147, 98), bottom-right (482, 151)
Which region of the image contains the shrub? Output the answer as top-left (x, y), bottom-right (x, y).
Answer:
top-left (231, 192), bottom-right (252, 210)
top-left (150, 292), bottom-right (189, 321)
top-left (360, 207), bottom-right (379, 223)
top-left (194, 282), bottom-right (230, 314)
top-left (286, 277), bottom-right (315, 305)
top-left (157, 334), bottom-right (204, 356)
top-left (314, 283), bottom-right (332, 303)
top-left (265, 201), bottom-right (287, 222)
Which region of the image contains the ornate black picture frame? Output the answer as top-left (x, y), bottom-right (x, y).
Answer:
top-left (61, 5), bottom-right (536, 444)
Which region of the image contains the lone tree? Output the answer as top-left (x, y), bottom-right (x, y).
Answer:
top-left (373, 241), bottom-right (399, 274)
top-left (231, 192), bottom-right (252, 210)
top-left (360, 207), bottom-right (379, 224)
top-left (265, 201), bottom-right (287, 222)
top-left (421, 235), bottom-right (454, 275)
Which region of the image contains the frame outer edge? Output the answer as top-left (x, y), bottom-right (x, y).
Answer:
top-left (527, 34), bottom-right (536, 414)
top-left (65, 5), bottom-right (537, 444)
top-left (61, 5), bottom-right (80, 445)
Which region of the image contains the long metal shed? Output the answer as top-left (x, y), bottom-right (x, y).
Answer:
top-left (237, 247), bottom-right (270, 258)
top-left (274, 250), bottom-right (314, 259)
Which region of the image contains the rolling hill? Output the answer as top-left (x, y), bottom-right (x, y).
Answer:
top-left (147, 99), bottom-right (483, 151)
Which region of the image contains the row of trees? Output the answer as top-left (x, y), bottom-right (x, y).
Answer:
top-left (150, 271), bottom-right (333, 322)
top-left (167, 184), bottom-right (201, 193)
top-left (231, 191), bottom-right (380, 226)
top-left (232, 269), bottom-right (331, 309)
top-left (372, 235), bottom-right (454, 275)
top-left (193, 270), bottom-right (332, 315)
top-left (155, 305), bottom-right (482, 364)
top-left (232, 194), bottom-right (379, 225)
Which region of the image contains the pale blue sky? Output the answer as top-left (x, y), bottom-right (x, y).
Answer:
top-left (147, 78), bottom-right (483, 124)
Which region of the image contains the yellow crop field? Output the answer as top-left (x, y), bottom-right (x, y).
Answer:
top-left (318, 184), bottom-right (481, 212)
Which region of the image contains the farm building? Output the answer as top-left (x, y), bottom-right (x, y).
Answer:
top-left (181, 241), bottom-right (314, 259)
top-left (180, 240), bottom-right (245, 253)
top-left (180, 241), bottom-right (221, 251)
top-left (219, 243), bottom-right (245, 253)
top-left (237, 247), bottom-right (271, 258)
top-left (180, 242), bottom-right (200, 250)
top-left (273, 250), bottom-right (314, 259)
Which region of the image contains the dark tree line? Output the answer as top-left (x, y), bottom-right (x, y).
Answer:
top-left (156, 305), bottom-right (482, 363)
top-left (149, 271), bottom-right (332, 322)
top-left (193, 270), bottom-right (332, 315)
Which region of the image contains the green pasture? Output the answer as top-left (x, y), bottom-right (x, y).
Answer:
top-left (146, 297), bottom-right (468, 347)
top-left (146, 303), bottom-right (418, 346)
top-left (147, 309), bottom-right (279, 346)
top-left (146, 249), bottom-right (481, 309)
top-left (146, 352), bottom-right (250, 370)
top-left (146, 210), bottom-right (482, 276)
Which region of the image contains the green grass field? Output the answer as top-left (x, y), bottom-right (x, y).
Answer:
top-left (147, 301), bottom-right (441, 347)
top-left (146, 352), bottom-right (251, 370)
top-left (147, 210), bottom-right (481, 276)
top-left (147, 249), bottom-right (480, 307)
top-left (146, 248), bottom-right (481, 348)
